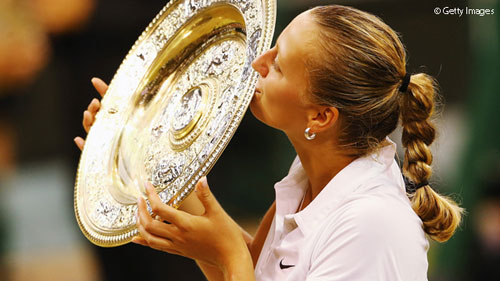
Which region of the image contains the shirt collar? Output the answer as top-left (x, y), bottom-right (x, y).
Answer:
top-left (273, 156), bottom-right (309, 221)
top-left (274, 138), bottom-right (400, 236)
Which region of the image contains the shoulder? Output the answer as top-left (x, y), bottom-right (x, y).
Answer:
top-left (343, 192), bottom-right (417, 231)
top-left (307, 192), bottom-right (429, 280)
top-left (313, 190), bottom-right (426, 256)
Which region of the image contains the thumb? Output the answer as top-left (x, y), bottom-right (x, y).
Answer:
top-left (195, 176), bottom-right (219, 215)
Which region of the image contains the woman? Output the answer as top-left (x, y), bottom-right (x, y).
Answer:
top-left (76, 5), bottom-right (463, 281)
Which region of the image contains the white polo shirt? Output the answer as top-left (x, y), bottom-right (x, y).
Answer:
top-left (254, 140), bottom-right (429, 281)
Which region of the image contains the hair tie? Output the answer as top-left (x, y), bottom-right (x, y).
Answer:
top-left (403, 176), bottom-right (429, 193)
top-left (399, 73), bottom-right (411, 93)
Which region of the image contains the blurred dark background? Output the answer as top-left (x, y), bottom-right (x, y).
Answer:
top-left (0, 0), bottom-right (498, 280)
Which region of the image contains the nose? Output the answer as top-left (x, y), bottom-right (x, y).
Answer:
top-left (251, 48), bottom-right (271, 78)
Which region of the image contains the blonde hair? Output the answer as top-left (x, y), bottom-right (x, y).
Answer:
top-left (309, 5), bottom-right (463, 242)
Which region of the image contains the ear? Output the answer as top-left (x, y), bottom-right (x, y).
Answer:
top-left (306, 106), bottom-right (340, 134)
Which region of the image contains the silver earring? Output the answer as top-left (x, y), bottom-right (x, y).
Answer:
top-left (304, 127), bottom-right (316, 140)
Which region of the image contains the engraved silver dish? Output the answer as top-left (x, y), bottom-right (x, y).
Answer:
top-left (74, 0), bottom-right (276, 247)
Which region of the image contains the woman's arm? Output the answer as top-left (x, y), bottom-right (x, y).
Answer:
top-left (248, 201), bottom-right (275, 265)
top-left (195, 260), bottom-right (224, 281)
top-left (194, 200), bottom-right (275, 280)
top-left (133, 179), bottom-right (255, 281)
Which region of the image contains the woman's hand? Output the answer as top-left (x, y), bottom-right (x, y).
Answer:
top-left (74, 77), bottom-right (108, 150)
top-left (133, 178), bottom-right (255, 281)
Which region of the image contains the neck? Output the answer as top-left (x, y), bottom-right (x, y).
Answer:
top-left (290, 138), bottom-right (356, 207)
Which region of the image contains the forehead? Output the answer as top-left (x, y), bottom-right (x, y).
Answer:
top-left (277, 12), bottom-right (318, 65)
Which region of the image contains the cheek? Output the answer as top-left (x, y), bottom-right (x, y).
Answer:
top-left (267, 83), bottom-right (300, 108)
top-left (262, 76), bottom-right (287, 100)
top-left (250, 76), bottom-right (306, 129)
top-left (265, 86), bottom-right (303, 123)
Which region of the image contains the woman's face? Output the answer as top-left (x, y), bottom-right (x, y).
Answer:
top-left (250, 11), bottom-right (319, 137)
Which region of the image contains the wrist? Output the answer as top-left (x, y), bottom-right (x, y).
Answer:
top-left (221, 246), bottom-right (255, 281)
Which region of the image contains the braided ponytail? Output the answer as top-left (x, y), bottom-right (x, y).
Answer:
top-left (400, 73), bottom-right (464, 242)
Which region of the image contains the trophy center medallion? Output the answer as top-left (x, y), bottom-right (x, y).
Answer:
top-left (172, 87), bottom-right (204, 139)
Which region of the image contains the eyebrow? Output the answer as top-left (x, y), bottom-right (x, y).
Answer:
top-left (274, 35), bottom-right (282, 56)
top-left (275, 40), bottom-right (281, 64)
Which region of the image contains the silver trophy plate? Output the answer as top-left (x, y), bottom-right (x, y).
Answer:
top-left (74, 0), bottom-right (276, 247)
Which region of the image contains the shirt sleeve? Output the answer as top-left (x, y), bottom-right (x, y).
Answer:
top-left (305, 194), bottom-right (428, 281)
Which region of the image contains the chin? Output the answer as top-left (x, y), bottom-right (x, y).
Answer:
top-left (249, 98), bottom-right (264, 122)
top-left (249, 92), bottom-right (280, 130)
top-left (249, 96), bottom-right (267, 123)
top-left (249, 101), bottom-right (279, 131)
